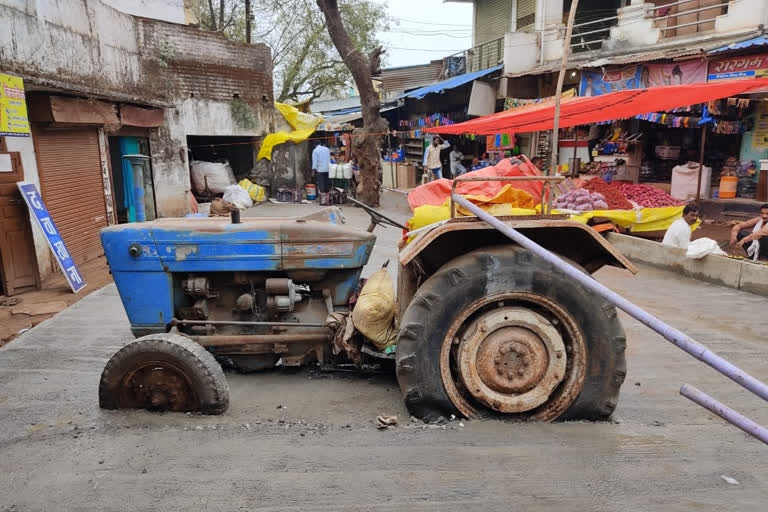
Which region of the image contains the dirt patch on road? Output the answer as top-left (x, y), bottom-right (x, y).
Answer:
top-left (0, 256), bottom-right (113, 348)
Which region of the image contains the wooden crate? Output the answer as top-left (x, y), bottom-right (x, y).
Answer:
top-left (396, 163), bottom-right (417, 189)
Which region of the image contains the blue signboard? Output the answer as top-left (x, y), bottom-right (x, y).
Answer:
top-left (17, 182), bottom-right (86, 293)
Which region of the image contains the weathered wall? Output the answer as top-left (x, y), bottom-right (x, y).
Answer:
top-left (0, 0), bottom-right (145, 100)
top-left (135, 18), bottom-right (274, 216)
top-left (103, 0), bottom-right (186, 24)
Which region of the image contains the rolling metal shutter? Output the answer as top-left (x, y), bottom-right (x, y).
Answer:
top-left (516, 0), bottom-right (537, 32)
top-left (33, 126), bottom-right (108, 266)
top-left (474, 0), bottom-right (514, 46)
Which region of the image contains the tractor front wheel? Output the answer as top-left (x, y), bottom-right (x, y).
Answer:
top-left (395, 245), bottom-right (626, 422)
top-left (99, 333), bottom-right (229, 414)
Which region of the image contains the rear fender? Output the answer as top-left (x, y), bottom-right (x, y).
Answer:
top-left (396, 217), bottom-right (636, 316)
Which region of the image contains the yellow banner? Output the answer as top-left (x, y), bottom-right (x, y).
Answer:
top-left (0, 73), bottom-right (30, 137)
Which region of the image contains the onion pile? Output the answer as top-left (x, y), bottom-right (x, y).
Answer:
top-left (582, 180), bottom-right (633, 210)
top-left (553, 188), bottom-right (609, 211)
top-left (610, 183), bottom-right (684, 208)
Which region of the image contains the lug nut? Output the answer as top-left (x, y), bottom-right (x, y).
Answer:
top-left (556, 352), bottom-right (563, 359)
top-left (494, 357), bottom-right (501, 364)
top-left (507, 371), bottom-right (516, 379)
top-left (517, 369), bottom-right (525, 376)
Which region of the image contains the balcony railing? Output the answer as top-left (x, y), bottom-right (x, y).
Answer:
top-left (569, 8), bottom-right (620, 54)
top-left (652, 0), bottom-right (729, 39)
top-left (442, 36), bottom-right (504, 78)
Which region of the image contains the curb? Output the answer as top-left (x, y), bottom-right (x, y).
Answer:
top-left (606, 232), bottom-right (768, 297)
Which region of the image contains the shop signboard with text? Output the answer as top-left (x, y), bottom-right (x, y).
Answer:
top-left (0, 73), bottom-right (30, 137)
top-left (708, 53), bottom-right (768, 82)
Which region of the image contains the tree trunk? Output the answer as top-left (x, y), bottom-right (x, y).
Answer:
top-left (316, 0), bottom-right (387, 207)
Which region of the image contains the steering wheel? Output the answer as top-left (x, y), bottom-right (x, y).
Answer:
top-left (343, 192), bottom-right (407, 232)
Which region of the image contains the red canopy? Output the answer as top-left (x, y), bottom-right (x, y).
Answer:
top-left (426, 79), bottom-right (768, 135)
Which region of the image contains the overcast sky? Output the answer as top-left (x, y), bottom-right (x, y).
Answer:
top-left (378, 0), bottom-right (473, 68)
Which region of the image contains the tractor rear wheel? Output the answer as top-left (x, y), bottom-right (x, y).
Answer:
top-left (99, 333), bottom-right (229, 414)
top-left (395, 245), bottom-right (626, 422)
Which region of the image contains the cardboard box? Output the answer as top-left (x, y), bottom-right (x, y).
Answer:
top-left (396, 163), bottom-right (417, 189)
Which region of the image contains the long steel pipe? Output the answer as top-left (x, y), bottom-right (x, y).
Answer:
top-left (452, 194), bottom-right (768, 404)
top-left (680, 384), bottom-right (768, 445)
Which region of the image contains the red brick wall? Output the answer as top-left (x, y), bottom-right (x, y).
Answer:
top-left (137, 18), bottom-right (273, 106)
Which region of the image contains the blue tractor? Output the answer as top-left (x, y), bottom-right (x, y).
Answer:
top-left (99, 200), bottom-right (635, 422)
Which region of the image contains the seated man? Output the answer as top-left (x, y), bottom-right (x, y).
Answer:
top-left (730, 203), bottom-right (768, 261)
top-left (662, 204), bottom-right (699, 249)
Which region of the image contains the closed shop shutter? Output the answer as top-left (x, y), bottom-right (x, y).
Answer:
top-left (33, 126), bottom-right (108, 266)
top-left (516, 0), bottom-right (537, 32)
top-left (474, 0), bottom-right (514, 46)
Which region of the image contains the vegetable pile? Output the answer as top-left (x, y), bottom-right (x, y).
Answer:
top-left (610, 183), bottom-right (684, 208)
top-left (553, 189), bottom-right (609, 211)
top-left (582, 179), bottom-right (633, 210)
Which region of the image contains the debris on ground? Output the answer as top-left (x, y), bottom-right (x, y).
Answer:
top-left (10, 301), bottom-right (68, 317)
top-left (721, 475), bottom-right (739, 485)
top-left (0, 297), bottom-right (23, 307)
top-left (376, 415), bottom-right (398, 430)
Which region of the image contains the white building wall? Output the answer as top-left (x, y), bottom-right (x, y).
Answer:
top-left (102, 0), bottom-right (187, 24)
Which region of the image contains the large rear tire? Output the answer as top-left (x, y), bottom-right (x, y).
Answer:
top-left (99, 333), bottom-right (230, 414)
top-left (395, 245), bottom-right (626, 422)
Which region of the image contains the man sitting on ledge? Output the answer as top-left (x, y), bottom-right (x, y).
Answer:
top-left (662, 204), bottom-right (699, 249)
top-left (731, 203), bottom-right (768, 261)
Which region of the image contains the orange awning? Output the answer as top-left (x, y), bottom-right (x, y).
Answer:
top-left (426, 78), bottom-right (768, 135)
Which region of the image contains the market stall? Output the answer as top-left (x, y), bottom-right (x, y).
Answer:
top-left (420, 79), bottom-right (768, 232)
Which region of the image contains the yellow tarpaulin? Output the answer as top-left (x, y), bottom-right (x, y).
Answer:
top-left (257, 102), bottom-right (322, 161)
top-left (409, 194), bottom-right (694, 240)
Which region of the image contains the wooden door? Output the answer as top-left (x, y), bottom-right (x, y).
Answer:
top-left (0, 150), bottom-right (39, 295)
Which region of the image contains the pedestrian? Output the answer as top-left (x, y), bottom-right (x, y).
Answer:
top-left (425, 136), bottom-right (450, 179)
top-left (662, 204), bottom-right (699, 249)
top-left (730, 203), bottom-right (768, 260)
top-left (449, 146), bottom-right (466, 177)
top-left (312, 140), bottom-right (331, 205)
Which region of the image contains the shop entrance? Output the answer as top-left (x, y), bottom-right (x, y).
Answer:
top-left (0, 144), bottom-right (39, 295)
top-left (108, 135), bottom-right (156, 223)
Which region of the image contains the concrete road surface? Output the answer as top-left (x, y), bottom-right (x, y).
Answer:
top-left (1, 197), bottom-right (767, 511)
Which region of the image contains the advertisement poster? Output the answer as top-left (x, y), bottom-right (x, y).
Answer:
top-left (580, 66), bottom-right (643, 97)
top-left (754, 101), bottom-right (768, 149)
top-left (708, 53), bottom-right (768, 81)
top-left (646, 60), bottom-right (707, 87)
top-left (0, 73), bottom-right (30, 137)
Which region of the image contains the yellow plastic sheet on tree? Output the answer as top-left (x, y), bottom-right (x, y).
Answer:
top-left (257, 102), bottom-right (322, 161)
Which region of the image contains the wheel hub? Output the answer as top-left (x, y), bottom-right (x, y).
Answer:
top-left (457, 307), bottom-right (566, 413)
top-left (119, 363), bottom-right (199, 412)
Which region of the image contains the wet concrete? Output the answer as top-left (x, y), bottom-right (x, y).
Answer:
top-left (1, 199), bottom-right (767, 511)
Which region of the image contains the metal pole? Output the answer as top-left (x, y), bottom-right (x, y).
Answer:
top-left (695, 126), bottom-right (707, 202)
top-left (680, 384), bottom-right (768, 445)
top-left (451, 193), bottom-right (768, 404)
top-left (549, 0), bottom-right (580, 215)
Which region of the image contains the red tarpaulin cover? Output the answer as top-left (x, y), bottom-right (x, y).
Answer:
top-left (426, 78), bottom-right (768, 135)
top-left (407, 156), bottom-right (544, 210)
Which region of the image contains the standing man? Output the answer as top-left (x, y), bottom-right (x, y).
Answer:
top-left (449, 145), bottom-right (466, 177)
top-left (662, 204), bottom-right (699, 249)
top-left (730, 203), bottom-right (768, 260)
top-left (312, 140), bottom-right (331, 205)
top-left (425, 136), bottom-right (450, 180)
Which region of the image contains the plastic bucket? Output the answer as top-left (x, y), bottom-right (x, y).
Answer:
top-left (719, 176), bottom-right (737, 198)
top-left (305, 183), bottom-right (317, 200)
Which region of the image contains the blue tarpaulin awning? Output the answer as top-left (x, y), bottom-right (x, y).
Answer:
top-left (709, 35), bottom-right (768, 54)
top-left (401, 65), bottom-right (503, 100)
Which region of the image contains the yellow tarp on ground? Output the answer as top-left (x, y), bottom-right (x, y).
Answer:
top-left (409, 196), bottom-right (693, 237)
top-left (257, 103), bottom-right (322, 161)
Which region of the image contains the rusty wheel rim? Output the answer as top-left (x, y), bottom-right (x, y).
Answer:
top-left (440, 292), bottom-right (586, 421)
top-left (116, 361), bottom-right (200, 412)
